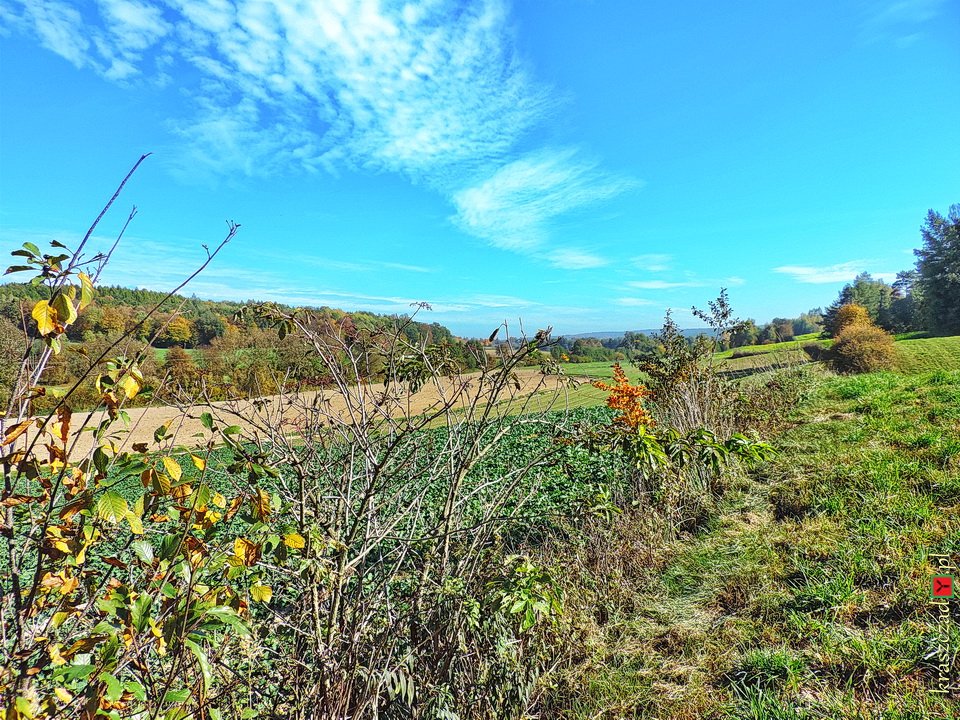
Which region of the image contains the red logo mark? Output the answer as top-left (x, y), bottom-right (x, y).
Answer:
top-left (932, 575), bottom-right (954, 598)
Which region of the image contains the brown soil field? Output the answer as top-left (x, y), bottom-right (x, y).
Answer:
top-left (17, 367), bottom-right (576, 458)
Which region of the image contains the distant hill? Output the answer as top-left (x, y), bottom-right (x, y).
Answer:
top-left (566, 328), bottom-right (713, 340)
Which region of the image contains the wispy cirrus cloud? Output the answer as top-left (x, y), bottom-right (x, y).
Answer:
top-left (6, 0), bottom-right (636, 267)
top-left (450, 146), bottom-right (638, 259)
top-left (615, 297), bottom-right (657, 306)
top-left (773, 261), bottom-right (896, 284)
top-left (627, 279), bottom-right (702, 290)
top-left (632, 254), bottom-right (672, 272)
top-left (859, 0), bottom-right (949, 45)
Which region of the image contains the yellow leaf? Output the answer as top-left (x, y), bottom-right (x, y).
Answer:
top-left (59, 576), bottom-right (79, 595)
top-left (162, 456), bottom-right (182, 482)
top-left (49, 646), bottom-right (68, 667)
top-left (250, 582), bottom-right (272, 603)
top-left (233, 538), bottom-right (260, 566)
top-left (252, 488), bottom-right (272, 520)
top-left (118, 373), bottom-right (141, 400)
top-left (211, 492), bottom-right (226, 509)
top-left (3, 419), bottom-right (35, 446)
top-left (125, 511), bottom-right (144, 535)
top-left (54, 686), bottom-right (73, 703)
top-left (190, 454), bottom-right (206, 471)
top-left (32, 299), bottom-right (58, 336)
top-left (78, 272), bottom-right (94, 309)
top-left (52, 540), bottom-right (70, 554)
top-left (283, 533), bottom-right (306, 549)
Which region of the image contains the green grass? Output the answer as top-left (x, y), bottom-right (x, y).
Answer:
top-left (558, 360), bottom-right (646, 383)
top-left (893, 335), bottom-right (960, 374)
top-left (546, 368), bottom-right (960, 719)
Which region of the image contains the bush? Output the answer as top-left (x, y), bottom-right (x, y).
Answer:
top-left (832, 303), bottom-right (872, 336)
top-left (829, 324), bottom-right (896, 374)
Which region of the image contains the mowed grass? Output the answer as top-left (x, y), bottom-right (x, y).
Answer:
top-left (893, 335), bottom-right (960, 374)
top-left (548, 369), bottom-right (960, 719)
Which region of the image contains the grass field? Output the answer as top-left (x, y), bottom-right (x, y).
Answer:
top-left (558, 334), bottom-right (960, 384)
top-left (893, 335), bottom-right (960, 374)
top-left (550, 369), bottom-right (960, 718)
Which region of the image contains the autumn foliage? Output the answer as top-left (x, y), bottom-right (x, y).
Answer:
top-left (592, 363), bottom-right (654, 429)
top-left (832, 303), bottom-right (872, 336)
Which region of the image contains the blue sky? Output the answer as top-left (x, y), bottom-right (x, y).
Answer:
top-left (1, 0), bottom-right (958, 338)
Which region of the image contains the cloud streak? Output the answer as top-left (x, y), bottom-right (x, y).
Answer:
top-left (773, 261), bottom-right (896, 284)
top-left (7, 0), bottom-right (636, 264)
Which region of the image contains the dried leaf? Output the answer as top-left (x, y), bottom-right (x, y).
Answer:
top-left (233, 538), bottom-right (260, 566)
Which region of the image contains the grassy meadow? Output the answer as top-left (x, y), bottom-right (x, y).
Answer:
top-left (539, 367), bottom-right (960, 718)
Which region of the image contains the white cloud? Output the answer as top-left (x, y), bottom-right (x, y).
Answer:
top-left (859, 0), bottom-right (948, 44)
top-left (451, 146), bottom-right (637, 253)
top-left (545, 248), bottom-right (609, 269)
top-left (98, 0), bottom-right (170, 52)
top-left (14, 0), bottom-right (93, 68)
top-left (615, 297), bottom-right (656, 306)
top-left (632, 254), bottom-right (671, 272)
top-left (9, 0), bottom-right (639, 268)
top-left (627, 279), bottom-right (701, 289)
top-left (725, 276), bottom-right (745, 286)
top-left (773, 261), bottom-right (897, 284)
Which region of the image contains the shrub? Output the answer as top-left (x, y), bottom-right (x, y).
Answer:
top-left (829, 324), bottom-right (896, 374)
top-left (832, 303), bottom-right (872, 336)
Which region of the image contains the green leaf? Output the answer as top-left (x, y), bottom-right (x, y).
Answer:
top-left (23, 242), bottom-right (40, 256)
top-left (99, 671), bottom-right (124, 703)
top-left (52, 293), bottom-right (78, 326)
top-left (131, 594), bottom-right (152, 633)
top-left (96, 491), bottom-right (128, 523)
top-left (126, 681), bottom-right (146, 702)
top-left (93, 446), bottom-right (110, 475)
top-left (185, 638), bottom-right (213, 696)
top-left (131, 540), bottom-right (154, 564)
top-left (200, 412), bottom-right (214, 430)
top-left (154, 421), bottom-right (171, 443)
top-left (202, 606), bottom-right (252, 636)
top-left (162, 688), bottom-right (191, 704)
top-left (5, 265), bottom-right (34, 275)
top-left (15, 697), bottom-right (34, 718)
top-left (223, 425), bottom-right (242, 435)
top-left (55, 664), bottom-right (96, 683)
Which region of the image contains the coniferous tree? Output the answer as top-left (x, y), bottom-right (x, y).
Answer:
top-left (915, 204), bottom-right (960, 334)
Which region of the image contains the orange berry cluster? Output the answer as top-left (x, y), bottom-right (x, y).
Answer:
top-left (592, 363), bottom-right (655, 429)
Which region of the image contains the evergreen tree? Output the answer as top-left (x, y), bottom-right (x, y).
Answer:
top-left (915, 204), bottom-right (960, 334)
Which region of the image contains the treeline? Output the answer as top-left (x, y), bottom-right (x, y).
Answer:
top-left (0, 283), bottom-right (489, 409)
